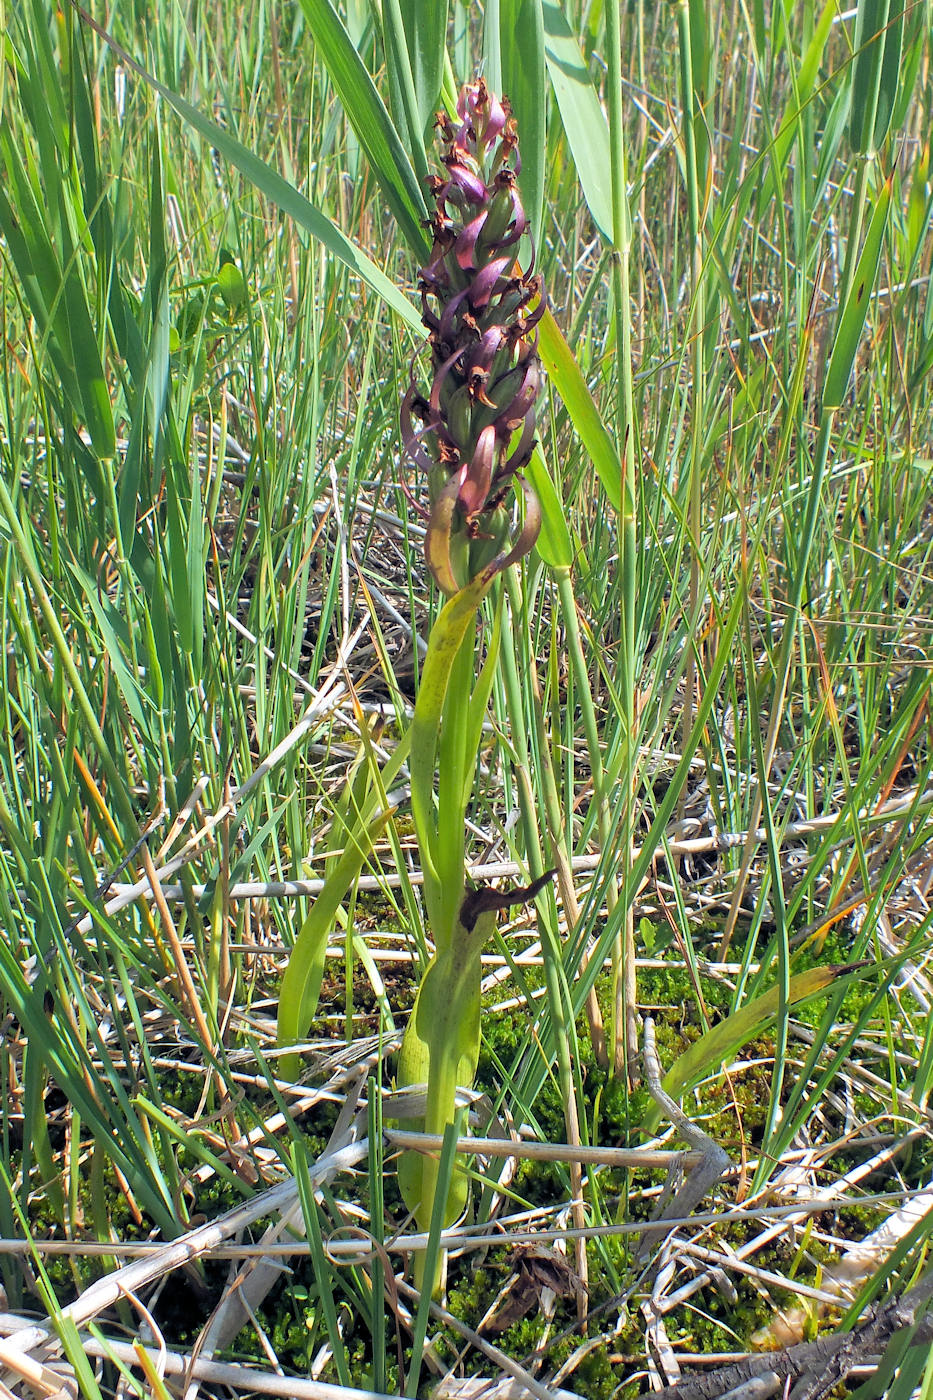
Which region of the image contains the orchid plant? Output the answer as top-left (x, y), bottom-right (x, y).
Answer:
top-left (279, 80), bottom-right (553, 1289)
top-left (396, 84), bottom-right (551, 1252)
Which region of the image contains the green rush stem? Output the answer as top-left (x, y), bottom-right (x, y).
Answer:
top-left (676, 0), bottom-right (706, 841)
top-left (838, 156), bottom-right (872, 330)
top-left (606, 0), bottom-right (639, 1080)
top-left (435, 624), bottom-right (475, 943)
top-left (723, 409), bottom-right (833, 1148)
top-left (554, 565), bottom-right (610, 1065)
top-left (501, 568), bottom-right (588, 1284)
top-left (719, 148), bottom-right (875, 958)
top-left (497, 571), bottom-right (546, 877)
top-left (0, 471), bottom-right (139, 837)
top-left (719, 409), bottom-right (835, 958)
top-left (555, 567), bottom-right (614, 869)
top-left (501, 574), bottom-right (580, 1055)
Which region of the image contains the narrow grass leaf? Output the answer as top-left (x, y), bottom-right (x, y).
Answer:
top-left (22, 1044), bottom-right (66, 1223)
top-left (129, 1342), bottom-right (177, 1400)
top-left (56, 203), bottom-right (116, 458)
top-left (842, 1158), bottom-right (933, 1323)
top-left (277, 809), bottom-right (393, 1079)
top-left (165, 461), bottom-right (195, 653)
top-left (848, 1324), bottom-right (927, 1400)
top-left (394, 0), bottom-right (447, 137)
top-left (482, 0), bottom-right (503, 92)
top-left (0, 138), bottom-right (113, 456)
top-left (526, 446), bottom-right (574, 568)
top-left (406, 1117), bottom-right (464, 1371)
top-left (849, 0), bottom-right (903, 155)
top-left (461, 600), bottom-right (502, 812)
top-left (367, 1083), bottom-right (386, 1391)
top-left (66, 560), bottom-right (156, 737)
top-left (293, 1137), bottom-right (352, 1388)
top-left (294, 0), bottom-right (430, 255)
top-left (0, 938), bottom-right (178, 1232)
top-left (185, 446), bottom-right (205, 662)
top-left (823, 172), bottom-right (893, 408)
top-left (757, 0), bottom-right (837, 215)
top-left (277, 732), bottom-right (412, 1077)
top-left (382, 0), bottom-right (431, 187)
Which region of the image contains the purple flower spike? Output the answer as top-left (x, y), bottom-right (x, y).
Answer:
top-left (401, 79), bottom-right (546, 595)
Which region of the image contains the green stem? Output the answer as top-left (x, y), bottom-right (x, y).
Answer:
top-left (606, 0), bottom-right (639, 1079)
top-left (409, 576), bottom-right (492, 946)
top-left (417, 934), bottom-right (483, 1207)
top-left (719, 409), bottom-right (834, 960)
top-left (501, 570), bottom-right (588, 1253)
top-left (399, 910), bottom-right (491, 1296)
top-left (837, 156), bottom-right (871, 324)
top-left (553, 566), bottom-right (611, 1066)
top-left (677, 0), bottom-right (706, 824)
top-left (497, 572), bottom-right (545, 875)
top-left (0, 472), bottom-right (139, 836)
top-left (555, 567), bottom-right (613, 862)
top-left (435, 626), bottom-right (475, 939)
top-left (401, 576), bottom-right (498, 1291)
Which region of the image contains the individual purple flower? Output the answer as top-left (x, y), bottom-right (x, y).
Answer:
top-left (401, 79), bottom-right (546, 595)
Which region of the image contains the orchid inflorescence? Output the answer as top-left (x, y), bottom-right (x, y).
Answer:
top-left (402, 79), bottom-right (546, 596)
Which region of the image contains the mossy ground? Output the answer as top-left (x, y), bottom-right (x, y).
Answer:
top-left (20, 917), bottom-right (918, 1396)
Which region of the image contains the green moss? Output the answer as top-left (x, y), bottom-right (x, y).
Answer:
top-left (546, 1334), bottom-right (617, 1400)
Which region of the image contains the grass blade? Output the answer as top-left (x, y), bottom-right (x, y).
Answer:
top-left (542, 0), bottom-right (613, 240)
top-left (640, 963), bottom-right (866, 1134)
top-left (538, 307), bottom-right (621, 513)
top-left (499, 0), bottom-right (546, 249)
top-left (824, 171), bottom-right (893, 408)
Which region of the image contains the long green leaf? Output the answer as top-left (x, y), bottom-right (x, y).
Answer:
top-left (526, 445), bottom-right (574, 568)
top-left (541, 0), bottom-right (612, 241)
top-left (849, 0), bottom-right (903, 156)
top-left (396, 0), bottom-right (447, 137)
top-left (0, 134), bottom-right (114, 457)
top-left (66, 561), bottom-right (156, 737)
top-left (823, 172), bottom-right (893, 408)
top-left (409, 572), bottom-right (496, 944)
top-left (382, 0), bottom-right (432, 187)
top-left (57, 207), bottom-right (116, 458)
top-left (538, 307), bottom-right (622, 512)
top-left (757, 0), bottom-right (837, 217)
top-left (277, 733), bottom-right (412, 1078)
top-left (640, 964), bottom-right (864, 1134)
top-left (0, 930), bottom-right (178, 1233)
top-left (500, 0), bottom-right (546, 250)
